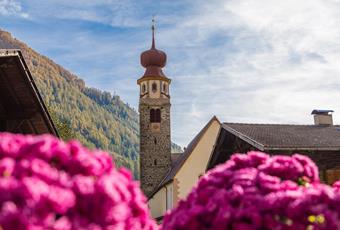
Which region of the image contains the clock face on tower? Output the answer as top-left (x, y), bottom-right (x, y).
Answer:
top-left (150, 123), bottom-right (160, 132)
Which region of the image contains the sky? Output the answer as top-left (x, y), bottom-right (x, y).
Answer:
top-left (1, 0), bottom-right (340, 147)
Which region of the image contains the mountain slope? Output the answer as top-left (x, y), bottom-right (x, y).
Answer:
top-left (0, 29), bottom-right (182, 178)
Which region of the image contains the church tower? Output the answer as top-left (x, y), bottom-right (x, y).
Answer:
top-left (138, 21), bottom-right (172, 197)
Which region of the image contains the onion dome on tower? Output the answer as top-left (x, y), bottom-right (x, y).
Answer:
top-left (140, 20), bottom-right (168, 79)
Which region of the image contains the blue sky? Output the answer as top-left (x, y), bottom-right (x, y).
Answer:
top-left (1, 0), bottom-right (340, 147)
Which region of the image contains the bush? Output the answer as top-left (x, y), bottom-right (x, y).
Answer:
top-left (162, 151), bottom-right (340, 230)
top-left (0, 132), bottom-right (157, 230)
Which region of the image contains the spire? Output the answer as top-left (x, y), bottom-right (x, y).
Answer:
top-left (140, 16), bottom-right (167, 78)
top-left (151, 16), bottom-right (155, 49)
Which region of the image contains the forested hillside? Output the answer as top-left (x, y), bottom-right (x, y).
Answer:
top-left (0, 29), bottom-right (182, 178)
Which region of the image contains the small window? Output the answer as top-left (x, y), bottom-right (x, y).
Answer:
top-left (155, 109), bottom-right (161, 122)
top-left (142, 84), bottom-right (146, 93)
top-left (154, 137), bottom-right (157, 145)
top-left (150, 109), bottom-right (161, 123)
top-left (150, 109), bottom-right (155, 122)
top-left (152, 82), bottom-right (157, 92)
top-left (163, 84), bottom-right (167, 92)
top-left (154, 159), bottom-right (157, 165)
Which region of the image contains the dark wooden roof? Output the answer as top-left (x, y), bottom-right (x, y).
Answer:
top-left (148, 116), bottom-right (219, 199)
top-left (223, 123), bottom-right (340, 151)
top-left (0, 49), bottom-right (58, 136)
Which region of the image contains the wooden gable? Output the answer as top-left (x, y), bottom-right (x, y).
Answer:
top-left (0, 49), bottom-right (58, 136)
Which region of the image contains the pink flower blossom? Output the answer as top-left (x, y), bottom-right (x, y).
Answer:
top-left (0, 132), bottom-right (157, 230)
top-left (162, 151), bottom-right (340, 230)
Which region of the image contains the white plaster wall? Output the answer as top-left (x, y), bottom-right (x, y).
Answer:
top-left (148, 186), bottom-right (167, 219)
top-left (175, 120), bottom-right (221, 200)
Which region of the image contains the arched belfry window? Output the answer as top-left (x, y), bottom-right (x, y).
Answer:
top-left (152, 82), bottom-right (157, 92)
top-left (150, 109), bottom-right (155, 122)
top-left (155, 109), bottom-right (161, 122)
top-left (142, 84), bottom-right (146, 93)
top-left (150, 108), bottom-right (161, 123)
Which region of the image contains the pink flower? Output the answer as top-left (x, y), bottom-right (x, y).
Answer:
top-left (0, 158), bottom-right (15, 177)
top-left (162, 151), bottom-right (340, 230)
top-left (0, 132), bottom-right (157, 230)
top-left (333, 181), bottom-right (340, 192)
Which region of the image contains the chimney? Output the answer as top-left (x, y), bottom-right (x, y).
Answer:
top-left (311, 109), bottom-right (334, 125)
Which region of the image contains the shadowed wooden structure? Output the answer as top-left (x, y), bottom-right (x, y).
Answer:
top-left (0, 49), bottom-right (58, 135)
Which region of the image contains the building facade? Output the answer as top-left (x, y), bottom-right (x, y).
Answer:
top-left (138, 24), bottom-right (172, 197)
top-left (148, 112), bottom-right (340, 220)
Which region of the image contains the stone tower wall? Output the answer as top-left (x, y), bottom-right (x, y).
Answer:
top-left (139, 98), bottom-right (171, 196)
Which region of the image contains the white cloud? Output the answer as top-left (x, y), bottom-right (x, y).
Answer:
top-left (18, 0), bottom-right (150, 27)
top-left (166, 0), bottom-right (340, 146)
top-left (0, 0), bottom-right (28, 18)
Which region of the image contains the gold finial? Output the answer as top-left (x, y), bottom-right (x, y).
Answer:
top-left (151, 16), bottom-right (156, 49)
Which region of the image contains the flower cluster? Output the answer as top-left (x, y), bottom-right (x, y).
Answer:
top-left (162, 151), bottom-right (340, 230)
top-left (0, 132), bottom-right (157, 230)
